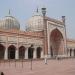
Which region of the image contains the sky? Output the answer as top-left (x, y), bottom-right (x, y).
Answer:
top-left (0, 0), bottom-right (75, 39)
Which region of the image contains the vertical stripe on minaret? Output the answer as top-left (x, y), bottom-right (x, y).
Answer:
top-left (62, 16), bottom-right (67, 56)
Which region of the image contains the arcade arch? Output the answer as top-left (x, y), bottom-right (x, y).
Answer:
top-left (8, 45), bottom-right (16, 59)
top-left (36, 47), bottom-right (42, 58)
top-left (0, 44), bottom-right (5, 59)
top-left (19, 46), bottom-right (25, 59)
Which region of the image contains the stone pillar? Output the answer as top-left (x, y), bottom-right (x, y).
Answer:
top-left (4, 48), bottom-right (8, 60)
top-left (15, 49), bottom-right (19, 59)
top-left (5, 36), bottom-right (8, 60)
top-left (41, 50), bottom-right (44, 58)
top-left (25, 48), bottom-right (28, 59)
top-left (74, 50), bottom-right (75, 57)
top-left (72, 49), bottom-right (74, 57)
top-left (69, 49), bottom-right (70, 57)
top-left (67, 49), bottom-right (70, 57)
top-left (47, 33), bottom-right (51, 58)
top-left (33, 49), bottom-right (36, 59)
top-left (69, 49), bottom-right (71, 57)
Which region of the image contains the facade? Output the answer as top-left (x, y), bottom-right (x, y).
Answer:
top-left (0, 8), bottom-right (75, 60)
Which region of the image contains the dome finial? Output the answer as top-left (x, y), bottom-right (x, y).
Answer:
top-left (36, 7), bottom-right (39, 13)
top-left (8, 9), bottom-right (11, 15)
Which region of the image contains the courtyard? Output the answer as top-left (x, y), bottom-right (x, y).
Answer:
top-left (0, 58), bottom-right (75, 75)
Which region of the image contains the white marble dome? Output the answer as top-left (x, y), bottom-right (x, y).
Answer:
top-left (0, 16), bottom-right (20, 30)
top-left (26, 15), bottom-right (44, 31)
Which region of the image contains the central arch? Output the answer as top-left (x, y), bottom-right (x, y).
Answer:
top-left (0, 44), bottom-right (5, 59)
top-left (8, 45), bottom-right (16, 59)
top-left (50, 29), bottom-right (64, 57)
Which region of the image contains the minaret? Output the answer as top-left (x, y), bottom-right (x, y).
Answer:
top-left (62, 16), bottom-right (67, 56)
top-left (41, 7), bottom-right (48, 64)
top-left (62, 16), bottom-right (65, 25)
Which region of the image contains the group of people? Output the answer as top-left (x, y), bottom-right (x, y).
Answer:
top-left (0, 72), bottom-right (4, 75)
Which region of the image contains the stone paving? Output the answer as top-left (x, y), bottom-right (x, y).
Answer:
top-left (0, 58), bottom-right (75, 75)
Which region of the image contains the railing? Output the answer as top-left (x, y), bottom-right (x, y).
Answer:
top-left (0, 59), bottom-right (44, 70)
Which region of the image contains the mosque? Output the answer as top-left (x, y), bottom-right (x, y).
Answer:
top-left (0, 8), bottom-right (75, 60)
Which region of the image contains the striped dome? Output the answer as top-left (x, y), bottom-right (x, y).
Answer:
top-left (0, 16), bottom-right (20, 30)
top-left (26, 15), bottom-right (44, 31)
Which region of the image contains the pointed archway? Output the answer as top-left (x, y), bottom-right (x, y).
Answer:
top-left (36, 47), bottom-right (42, 58)
top-left (19, 46), bottom-right (25, 59)
top-left (0, 44), bottom-right (5, 59)
top-left (8, 45), bottom-right (16, 59)
top-left (50, 29), bottom-right (64, 57)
